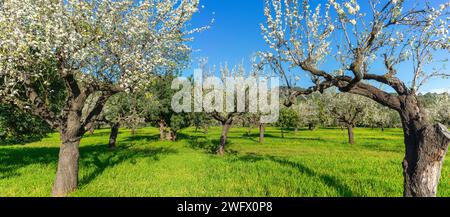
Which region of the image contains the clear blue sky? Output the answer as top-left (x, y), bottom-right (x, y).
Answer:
top-left (184, 0), bottom-right (450, 94)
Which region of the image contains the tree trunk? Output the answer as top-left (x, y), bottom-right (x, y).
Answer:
top-left (294, 127), bottom-right (298, 135)
top-left (399, 95), bottom-right (450, 197)
top-left (165, 129), bottom-right (177, 141)
top-left (109, 123), bottom-right (119, 149)
top-left (52, 121), bottom-right (83, 197)
top-left (280, 128), bottom-right (284, 138)
top-left (218, 122), bottom-right (232, 155)
top-left (50, 73), bottom-right (114, 197)
top-left (308, 123), bottom-right (315, 131)
top-left (89, 125), bottom-right (95, 135)
top-left (347, 125), bottom-right (355, 144)
top-left (158, 119), bottom-right (166, 141)
top-left (259, 123), bottom-right (265, 144)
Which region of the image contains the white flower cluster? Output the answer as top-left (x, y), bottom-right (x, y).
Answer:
top-left (260, 0), bottom-right (449, 94)
top-left (343, 0), bottom-right (360, 15)
top-left (0, 0), bottom-right (200, 98)
top-left (261, 0), bottom-right (335, 67)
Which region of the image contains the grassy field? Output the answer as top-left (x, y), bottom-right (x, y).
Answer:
top-left (0, 126), bottom-right (449, 197)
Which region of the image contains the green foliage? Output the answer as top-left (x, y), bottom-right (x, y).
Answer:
top-left (0, 127), bottom-right (449, 196)
top-left (276, 107), bottom-right (300, 130)
top-left (145, 74), bottom-right (192, 133)
top-left (192, 112), bottom-right (214, 132)
top-left (100, 72), bottom-right (192, 134)
top-left (169, 113), bottom-right (192, 133)
top-left (102, 92), bottom-right (146, 129)
top-left (0, 105), bottom-right (52, 144)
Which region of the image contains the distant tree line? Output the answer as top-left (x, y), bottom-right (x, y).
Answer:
top-left (2, 85), bottom-right (447, 148)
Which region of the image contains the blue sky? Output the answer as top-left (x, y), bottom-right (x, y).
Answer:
top-left (184, 0), bottom-right (450, 94)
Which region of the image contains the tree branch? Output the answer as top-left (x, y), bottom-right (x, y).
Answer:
top-left (22, 73), bottom-right (60, 128)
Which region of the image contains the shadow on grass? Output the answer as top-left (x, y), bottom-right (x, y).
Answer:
top-left (121, 134), bottom-right (160, 143)
top-left (234, 153), bottom-right (357, 197)
top-left (78, 144), bottom-right (177, 187)
top-left (0, 143), bottom-right (178, 187)
top-left (184, 135), bottom-right (219, 154)
top-left (0, 133), bottom-right (54, 146)
top-left (180, 132), bottom-right (240, 155)
top-left (241, 134), bottom-right (324, 144)
top-left (0, 146), bottom-right (59, 179)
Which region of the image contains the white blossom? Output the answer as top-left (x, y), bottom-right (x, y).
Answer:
top-left (0, 0), bottom-right (201, 99)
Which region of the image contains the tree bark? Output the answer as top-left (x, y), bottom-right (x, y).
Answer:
top-left (308, 123), bottom-right (315, 131)
top-left (52, 116), bottom-right (83, 197)
top-left (158, 119), bottom-right (166, 141)
top-left (399, 95), bottom-right (450, 197)
top-left (280, 128), bottom-right (284, 138)
top-left (347, 125), bottom-right (355, 144)
top-left (218, 122), bottom-right (232, 155)
top-left (165, 129), bottom-right (177, 141)
top-left (259, 123), bottom-right (265, 144)
top-left (52, 137), bottom-right (80, 197)
top-left (89, 125), bottom-right (95, 135)
top-left (109, 123), bottom-right (119, 149)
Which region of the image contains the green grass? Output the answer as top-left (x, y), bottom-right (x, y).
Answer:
top-left (0, 127), bottom-right (449, 197)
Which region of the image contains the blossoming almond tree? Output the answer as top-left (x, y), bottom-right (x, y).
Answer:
top-left (327, 92), bottom-right (368, 144)
top-left (425, 93), bottom-right (450, 126)
top-left (261, 0), bottom-right (450, 196)
top-left (205, 64), bottom-right (248, 155)
top-left (0, 0), bottom-right (200, 196)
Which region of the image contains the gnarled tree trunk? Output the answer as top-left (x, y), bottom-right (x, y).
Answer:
top-left (52, 114), bottom-right (83, 197)
top-left (218, 121), bottom-right (232, 155)
top-left (399, 95), bottom-right (450, 197)
top-left (109, 123), bottom-right (120, 149)
top-left (158, 119), bottom-right (166, 141)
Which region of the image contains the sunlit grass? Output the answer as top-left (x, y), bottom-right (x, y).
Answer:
top-left (0, 127), bottom-right (449, 197)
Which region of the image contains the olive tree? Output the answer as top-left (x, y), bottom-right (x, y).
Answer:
top-left (145, 74), bottom-right (192, 141)
top-left (276, 107), bottom-right (300, 138)
top-left (100, 92), bottom-right (148, 149)
top-left (261, 0), bottom-right (450, 196)
top-left (0, 0), bottom-right (199, 196)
